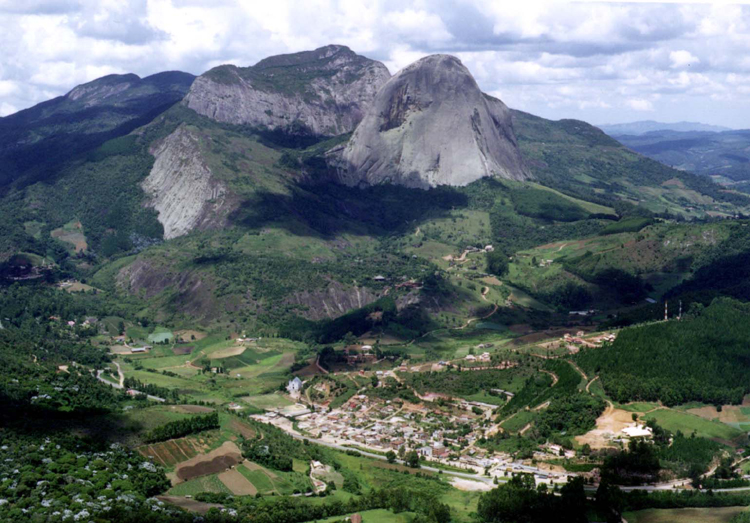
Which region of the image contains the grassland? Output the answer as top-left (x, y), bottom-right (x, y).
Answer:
top-left (642, 409), bottom-right (743, 441)
top-left (115, 332), bottom-right (302, 403)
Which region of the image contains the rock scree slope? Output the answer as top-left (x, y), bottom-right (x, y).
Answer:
top-left (335, 54), bottom-right (530, 188)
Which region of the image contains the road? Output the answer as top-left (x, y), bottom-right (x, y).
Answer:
top-left (96, 362), bottom-right (165, 402)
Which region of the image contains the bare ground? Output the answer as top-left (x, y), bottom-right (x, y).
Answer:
top-left (157, 496), bottom-right (224, 515)
top-left (576, 402), bottom-right (635, 449)
top-left (210, 346), bottom-right (248, 359)
top-left (218, 468), bottom-right (257, 495)
top-left (450, 478), bottom-right (493, 491)
top-left (174, 441), bottom-right (243, 483)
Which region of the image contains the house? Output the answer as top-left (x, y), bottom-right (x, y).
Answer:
top-left (130, 347), bottom-right (147, 353)
top-left (465, 354), bottom-right (476, 362)
top-left (287, 377), bottom-right (303, 394)
top-left (478, 352), bottom-right (491, 362)
top-left (432, 447), bottom-right (450, 459)
top-left (622, 425), bottom-right (653, 439)
top-left (373, 275), bottom-right (386, 281)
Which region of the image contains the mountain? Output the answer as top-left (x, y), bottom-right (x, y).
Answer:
top-left (598, 120), bottom-right (731, 136)
top-left (0, 71), bottom-right (195, 187)
top-left (613, 129), bottom-right (750, 185)
top-left (183, 44), bottom-right (390, 137)
top-left (335, 55), bottom-right (529, 188)
top-left (510, 111), bottom-right (749, 215)
top-left (0, 45), bottom-right (748, 330)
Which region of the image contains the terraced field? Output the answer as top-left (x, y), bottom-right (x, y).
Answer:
top-left (138, 437), bottom-right (203, 467)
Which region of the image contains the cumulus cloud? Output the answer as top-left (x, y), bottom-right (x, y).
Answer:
top-left (627, 99), bottom-right (654, 112)
top-left (670, 50), bottom-right (699, 69)
top-left (1, 0), bottom-right (750, 127)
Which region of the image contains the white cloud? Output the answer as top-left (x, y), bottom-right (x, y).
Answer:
top-left (628, 99), bottom-right (654, 112)
top-left (669, 49), bottom-right (699, 68)
top-left (1, 0), bottom-right (750, 127)
top-left (0, 102), bottom-right (17, 116)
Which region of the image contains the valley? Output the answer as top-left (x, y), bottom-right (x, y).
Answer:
top-left (3, 42), bottom-right (750, 523)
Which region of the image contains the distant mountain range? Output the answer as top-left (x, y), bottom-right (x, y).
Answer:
top-left (598, 120), bottom-right (732, 136)
top-left (613, 129), bottom-right (750, 183)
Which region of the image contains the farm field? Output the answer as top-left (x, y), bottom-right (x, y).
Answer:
top-left (624, 507), bottom-right (748, 523)
top-left (167, 473), bottom-right (233, 496)
top-left (137, 437), bottom-right (203, 468)
top-left (174, 441), bottom-right (243, 483)
top-left (316, 509), bottom-right (417, 523)
top-left (50, 220), bottom-right (87, 253)
top-left (241, 393), bottom-right (294, 410)
top-left (642, 409), bottom-right (744, 441)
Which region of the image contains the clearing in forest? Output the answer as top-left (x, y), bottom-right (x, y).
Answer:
top-left (575, 402), bottom-right (635, 449)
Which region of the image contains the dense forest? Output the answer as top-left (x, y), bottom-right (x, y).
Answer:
top-left (576, 298), bottom-right (750, 406)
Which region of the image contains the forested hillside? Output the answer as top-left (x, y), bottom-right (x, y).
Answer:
top-left (577, 298), bottom-right (750, 405)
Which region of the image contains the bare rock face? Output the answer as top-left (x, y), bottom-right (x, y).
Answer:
top-left (336, 55), bottom-right (530, 188)
top-left (183, 45), bottom-right (390, 136)
top-left (141, 126), bottom-right (234, 239)
top-left (285, 280), bottom-right (381, 321)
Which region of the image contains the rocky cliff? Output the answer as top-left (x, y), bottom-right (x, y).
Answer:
top-left (335, 54), bottom-right (529, 188)
top-left (141, 125), bottom-right (236, 239)
top-left (183, 45), bottom-right (390, 136)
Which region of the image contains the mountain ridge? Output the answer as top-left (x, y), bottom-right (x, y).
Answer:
top-left (183, 44), bottom-right (390, 136)
top-left (599, 120), bottom-right (731, 136)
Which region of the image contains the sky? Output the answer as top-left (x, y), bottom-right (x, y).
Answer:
top-left (1, 0), bottom-right (750, 127)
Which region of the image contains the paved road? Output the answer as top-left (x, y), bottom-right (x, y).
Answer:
top-left (96, 362), bottom-right (165, 402)
top-left (284, 430), bottom-right (494, 485)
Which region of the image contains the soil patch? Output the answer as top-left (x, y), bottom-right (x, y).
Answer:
top-left (450, 478), bottom-right (492, 491)
top-left (172, 345), bottom-right (194, 355)
top-left (174, 330), bottom-right (207, 342)
top-left (230, 419), bottom-right (257, 439)
top-left (218, 468), bottom-right (257, 495)
top-left (576, 403), bottom-right (635, 449)
top-left (157, 496), bottom-right (223, 515)
top-left (175, 441), bottom-right (243, 483)
top-left (481, 276), bottom-right (503, 286)
top-left (687, 405), bottom-right (750, 424)
top-left (210, 346), bottom-right (247, 359)
top-left (109, 345), bottom-right (133, 355)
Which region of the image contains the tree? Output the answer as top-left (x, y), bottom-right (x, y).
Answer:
top-left (386, 450), bottom-right (397, 464)
top-left (486, 251), bottom-right (509, 277)
top-left (405, 450), bottom-right (420, 468)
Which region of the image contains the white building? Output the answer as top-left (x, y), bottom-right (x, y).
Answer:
top-left (287, 376), bottom-right (303, 394)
